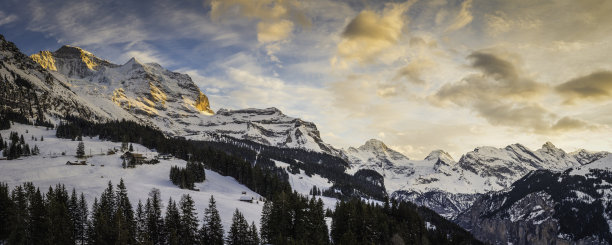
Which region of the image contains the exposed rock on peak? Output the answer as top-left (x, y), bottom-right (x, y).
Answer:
top-left (425, 149), bottom-right (454, 163)
top-left (195, 92), bottom-right (213, 115)
top-left (31, 45), bottom-right (116, 77)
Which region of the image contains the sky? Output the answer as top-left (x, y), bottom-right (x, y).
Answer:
top-left (1, 0), bottom-right (612, 159)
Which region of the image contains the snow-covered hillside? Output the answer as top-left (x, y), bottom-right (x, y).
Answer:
top-left (0, 123), bottom-right (263, 230)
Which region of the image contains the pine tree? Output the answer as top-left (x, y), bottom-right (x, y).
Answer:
top-left (47, 184), bottom-right (75, 244)
top-left (27, 188), bottom-right (48, 244)
top-left (226, 209), bottom-right (249, 245)
top-left (248, 222), bottom-right (260, 245)
top-left (259, 201), bottom-right (272, 244)
top-left (135, 200), bottom-right (149, 244)
top-left (201, 195), bottom-right (223, 245)
top-left (165, 198), bottom-right (181, 245)
top-left (179, 194), bottom-right (199, 245)
top-left (8, 185), bottom-right (27, 244)
top-left (76, 141), bottom-right (85, 158)
top-left (146, 188), bottom-right (164, 245)
top-left (0, 183), bottom-right (11, 241)
top-left (129, 143), bottom-right (134, 152)
top-left (77, 193), bottom-right (88, 244)
top-left (116, 179), bottom-right (136, 244)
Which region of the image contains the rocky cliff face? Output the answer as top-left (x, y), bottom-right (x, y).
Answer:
top-left (0, 35), bottom-right (130, 123)
top-left (185, 107), bottom-right (340, 154)
top-left (455, 156), bottom-right (612, 244)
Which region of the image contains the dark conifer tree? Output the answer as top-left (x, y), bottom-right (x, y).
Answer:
top-left (226, 209), bottom-right (249, 245)
top-left (27, 188), bottom-right (48, 244)
top-left (46, 184), bottom-right (75, 244)
top-left (165, 198), bottom-right (181, 245)
top-left (200, 195), bottom-right (223, 245)
top-left (8, 185), bottom-right (27, 244)
top-left (146, 188), bottom-right (164, 245)
top-left (179, 194), bottom-right (199, 245)
top-left (135, 200), bottom-right (149, 244)
top-left (259, 201), bottom-right (272, 244)
top-left (77, 193), bottom-right (88, 244)
top-left (248, 222), bottom-right (260, 245)
top-left (76, 141), bottom-right (85, 158)
top-left (116, 179), bottom-right (136, 243)
top-left (0, 183), bottom-right (10, 241)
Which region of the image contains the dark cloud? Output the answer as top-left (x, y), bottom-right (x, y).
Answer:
top-left (555, 70), bottom-right (612, 104)
top-left (551, 116), bottom-right (592, 131)
top-left (431, 50), bottom-right (585, 133)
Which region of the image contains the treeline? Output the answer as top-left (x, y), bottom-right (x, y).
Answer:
top-left (55, 117), bottom-right (386, 201)
top-left (183, 135), bottom-right (388, 200)
top-left (55, 117), bottom-right (292, 200)
top-left (260, 191), bottom-right (329, 244)
top-left (169, 162), bottom-right (206, 190)
top-left (1, 131), bottom-right (39, 159)
top-left (331, 198), bottom-right (483, 245)
top-left (0, 181), bottom-right (335, 245)
top-left (0, 182), bottom-right (88, 244)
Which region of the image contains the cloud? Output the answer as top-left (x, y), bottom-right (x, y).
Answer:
top-left (257, 20), bottom-right (294, 43)
top-left (555, 71), bottom-right (612, 104)
top-left (551, 116), bottom-right (592, 132)
top-left (393, 58), bottom-right (436, 85)
top-left (445, 0), bottom-right (473, 32)
top-left (484, 11), bottom-right (541, 36)
top-left (432, 50), bottom-right (563, 132)
top-left (436, 51), bottom-right (546, 102)
top-left (0, 10), bottom-right (17, 26)
top-left (335, 1), bottom-right (413, 64)
top-left (209, 0), bottom-right (311, 62)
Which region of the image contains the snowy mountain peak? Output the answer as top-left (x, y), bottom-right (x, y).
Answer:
top-left (31, 45), bottom-right (116, 77)
top-left (358, 139), bottom-right (390, 153)
top-left (542, 141), bottom-right (557, 150)
top-left (425, 150), bottom-right (455, 164)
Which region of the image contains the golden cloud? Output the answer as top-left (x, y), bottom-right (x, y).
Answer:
top-left (555, 71), bottom-right (612, 104)
top-left (393, 58), bottom-right (436, 85)
top-left (335, 2), bottom-right (413, 64)
top-left (445, 0), bottom-right (473, 32)
top-left (209, 0), bottom-right (310, 44)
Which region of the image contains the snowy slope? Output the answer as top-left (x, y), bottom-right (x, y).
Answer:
top-left (272, 160), bottom-right (338, 209)
top-left (0, 123), bottom-right (263, 230)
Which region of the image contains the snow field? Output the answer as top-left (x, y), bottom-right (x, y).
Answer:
top-left (0, 123), bottom-right (263, 232)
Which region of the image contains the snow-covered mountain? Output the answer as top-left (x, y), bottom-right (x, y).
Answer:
top-left (455, 155), bottom-right (612, 244)
top-left (31, 45), bottom-right (215, 130)
top-left (0, 35), bottom-right (337, 154)
top-left (344, 139), bottom-right (609, 218)
top-left (184, 107), bottom-right (339, 154)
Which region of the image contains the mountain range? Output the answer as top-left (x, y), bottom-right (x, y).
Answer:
top-left (2, 34), bottom-right (612, 244)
